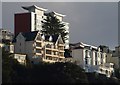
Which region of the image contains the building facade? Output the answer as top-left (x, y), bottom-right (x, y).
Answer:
top-left (0, 29), bottom-right (14, 53)
top-left (14, 5), bottom-right (69, 49)
top-left (13, 53), bottom-right (27, 65)
top-left (71, 42), bottom-right (114, 77)
top-left (0, 29), bottom-right (14, 41)
top-left (100, 45), bottom-right (120, 69)
top-left (106, 46), bottom-right (120, 69)
top-left (13, 31), bottom-right (65, 64)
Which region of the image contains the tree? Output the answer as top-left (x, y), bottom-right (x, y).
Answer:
top-left (2, 48), bottom-right (26, 84)
top-left (2, 48), bottom-right (18, 84)
top-left (41, 13), bottom-right (68, 42)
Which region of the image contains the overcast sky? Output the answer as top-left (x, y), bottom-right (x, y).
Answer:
top-left (2, 2), bottom-right (118, 49)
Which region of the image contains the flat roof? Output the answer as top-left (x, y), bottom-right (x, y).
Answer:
top-left (22, 5), bottom-right (47, 11)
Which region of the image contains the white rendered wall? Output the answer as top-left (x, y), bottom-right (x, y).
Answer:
top-left (31, 12), bottom-right (35, 31)
top-left (72, 49), bottom-right (84, 68)
top-left (14, 33), bottom-right (25, 54)
top-left (25, 41), bottom-right (34, 61)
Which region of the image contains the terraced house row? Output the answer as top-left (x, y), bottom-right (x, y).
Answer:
top-left (13, 31), bottom-right (65, 64)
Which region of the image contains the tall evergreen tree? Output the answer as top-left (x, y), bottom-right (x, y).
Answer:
top-left (41, 12), bottom-right (68, 42)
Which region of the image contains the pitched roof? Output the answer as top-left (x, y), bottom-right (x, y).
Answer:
top-left (12, 31), bottom-right (60, 43)
top-left (12, 31), bottom-right (38, 43)
top-left (22, 5), bottom-right (47, 11)
top-left (22, 31), bottom-right (38, 41)
top-left (51, 35), bottom-right (59, 43)
top-left (44, 34), bottom-right (59, 43)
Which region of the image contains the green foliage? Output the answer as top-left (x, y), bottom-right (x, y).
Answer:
top-left (115, 68), bottom-right (120, 79)
top-left (41, 13), bottom-right (68, 42)
top-left (2, 53), bottom-right (89, 84)
top-left (86, 72), bottom-right (120, 85)
top-left (2, 49), bottom-right (20, 84)
top-left (3, 49), bottom-right (120, 84)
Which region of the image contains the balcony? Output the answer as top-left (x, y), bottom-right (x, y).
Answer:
top-left (46, 48), bottom-right (52, 50)
top-left (52, 54), bottom-right (58, 57)
top-left (36, 40), bottom-right (42, 43)
top-left (35, 53), bottom-right (42, 56)
top-left (43, 58), bottom-right (56, 63)
top-left (59, 50), bottom-right (64, 52)
top-left (36, 47), bottom-right (42, 49)
top-left (59, 44), bottom-right (64, 46)
top-left (46, 54), bottom-right (52, 57)
top-left (58, 56), bottom-right (65, 58)
top-left (36, 43), bottom-right (42, 47)
top-left (52, 48), bottom-right (58, 51)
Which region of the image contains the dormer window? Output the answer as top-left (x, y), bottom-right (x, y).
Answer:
top-left (42, 35), bottom-right (45, 40)
top-left (49, 36), bottom-right (52, 41)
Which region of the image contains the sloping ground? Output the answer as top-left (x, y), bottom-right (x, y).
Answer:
top-left (2, 50), bottom-right (120, 84)
top-left (86, 72), bottom-right (120, 85)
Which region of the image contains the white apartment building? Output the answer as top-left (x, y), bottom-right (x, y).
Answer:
top-left (71, 42), bottom-right (114, 77)
top-left (99, 45), bottom-right (120, 69)
top-left (15, 5), bottom-right (69, 49)
top-left (0, 29), bottom-right (14, 53)
top-left (4, 44), bottom-right (14, 53)
top-left (13, 31), bottom-right (65, 64)
top-left (0, 29), bottom-right (14, 40)
top-left (106, 46), bottom-right (120, 69)
top-left (13, 53), bottom-right (27, 65)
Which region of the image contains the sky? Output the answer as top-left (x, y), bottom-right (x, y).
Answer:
top-left (2, 2), bottom-right (118, 50)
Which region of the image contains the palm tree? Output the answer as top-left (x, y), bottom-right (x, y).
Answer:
top-left (41, 12), bottom-right (68, 42)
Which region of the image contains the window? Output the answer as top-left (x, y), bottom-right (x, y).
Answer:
top-left (106, 70), bottom-right (108, 74)
top-left (46, 50), bottom-right (51, 54)
top-left (46, 44), bottom-right (51, 48)
top-left (59, 52), bottom-right (63, 56)
top-left (85, 58), bottom-right (88, 64)
top-left (85, 50), bottom-right (88, 57)
top-left (101, 53), bottom-right (103, 59)
top-left (95, 52), bottom-right (97, 57)
top-left (53, 51), bottom-right (57, 55)
top-left (19, 56), bottom-right (21, 59)
top-left (100, 69), bottom-right (103, 72)
top-left (36, 49), bottom-right (41, 53)
top-left (46, 56), bottom-right (51, 60)
top-left (36, 42), bottom-right (41, 47)
top-left (19, 49), bottom-right (21, 52)
top-left (34, 14), bottom-right (37, 30)
top-left (49, 57), bottom-right (52, 60)
top-left (59, 58), bottom-right (62, 61)
top-left (95, 61), bottom-right (97, 65)
top-left (59, 46), bottom-right (64, 50)
top-left (20, 43), bottom-right (21, 46)
top-left (111, 65), bottom-right (113, 68)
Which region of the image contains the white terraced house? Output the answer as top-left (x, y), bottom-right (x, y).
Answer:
top-left (13, 31), bottom-right (65, 64)
top-left (71, 42), bottom-right (114, 77)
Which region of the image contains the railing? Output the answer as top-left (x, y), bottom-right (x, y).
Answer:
top-left (36, 40), bottom-right (42, 43)
top-left (35, 53), bottom-right (42, 55)
top-left (36, 47), bottom-right (42, 49)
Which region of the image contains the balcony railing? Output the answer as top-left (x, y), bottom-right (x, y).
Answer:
top-left (58, 44), bottom-right (64, 46)
top-left (35, 53), bottom-right (42, 56)
top-left (36, 40), bottom-right (42, 43)
top-left (36, 47), bottom-right (42, 49)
